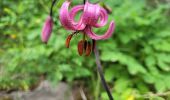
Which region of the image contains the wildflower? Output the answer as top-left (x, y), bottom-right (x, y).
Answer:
top-left (41, 16), bottom-right (53, 44)
top-left (60, 0), bottom-right (115, 56)
top-left (41, 0), bottom-right (114, 99)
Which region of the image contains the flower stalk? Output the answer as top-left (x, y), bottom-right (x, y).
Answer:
top-left (93, 40), bottom-right (113, 100)
top-left (85, 0), bottom-right (114, 99)
top-left (50, 0), bottom-right (57, 16)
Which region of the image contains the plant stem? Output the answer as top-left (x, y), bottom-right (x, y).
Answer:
top-left (83, 0), bottom-right (113, 99)
top-left (93, 40), bottom-right (114, 100)
top-left (83, 0), bottom-right (86, 4)
top-left (94, 74), bottom-right (100, 100)
top-left (50, 0), bottom-right (57, 16)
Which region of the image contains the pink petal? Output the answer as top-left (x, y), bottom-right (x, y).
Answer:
top-left (82, 1), bottom-right (101, 26)
top-left (93, 8), bottom-right (108, 28)
top-left (59, 1), bottom-right (85, 30)
top-left (84, 21), bottom-right (115, 40)
top-left (69, 5), bottom-right (85, 29)
top-left (41, 16), bottom-right (53, 43)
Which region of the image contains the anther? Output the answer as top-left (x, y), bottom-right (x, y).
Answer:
top-left (65, 34), bottom-right (73, 48)
top-left (77, 40), bottom-right (85, 56)
top-left (85, 41), bottom-right (92, 56)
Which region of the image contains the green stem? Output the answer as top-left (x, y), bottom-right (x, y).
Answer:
top-left (94, 74), bottom-right (100, 100)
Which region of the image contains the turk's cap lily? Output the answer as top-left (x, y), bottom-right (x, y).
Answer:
top-left (59, 0), bottom-right (115, 40)
top-left (41, 16), bottom-right (53, 43)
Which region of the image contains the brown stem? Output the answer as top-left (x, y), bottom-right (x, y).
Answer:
top-left (93, 40), bottom-right (114, 100)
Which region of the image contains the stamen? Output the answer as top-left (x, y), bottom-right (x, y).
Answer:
top-left (77, 40), bottom-right (85, 56)
top-left (85, 41), bottom-right (92, 56)
top-left (65, 31), bottom-right (78, 48)
top-left (65, 34), bottom-right (73, 48)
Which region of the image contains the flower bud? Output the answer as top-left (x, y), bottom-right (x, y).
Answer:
top-left (41, 16), bottom-right (53, 43)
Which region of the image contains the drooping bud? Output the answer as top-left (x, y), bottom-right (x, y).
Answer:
top-left (65, 34), bottom-right (73, 48)
top-left (41, 16), bottom-right (53, 43)
top-left (77, 40), bottom-right (85, 56)
top-left (85, 41), bottom-right (92, 56)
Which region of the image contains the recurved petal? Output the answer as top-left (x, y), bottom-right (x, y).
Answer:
top-left (93, 7), bottom-right (108, 28)
top-left (59, 1), bottom-right (74, 30)
top-left (82, 1), bottom-right (101, 26)
top-left (59, 1), bottom-right (85, 30)
top-left (41, 16), bottom-right (53, 43)
top-left (69, 5), bottom-right (86, 30)
top-left (84, 21), bottom-right (115, 40)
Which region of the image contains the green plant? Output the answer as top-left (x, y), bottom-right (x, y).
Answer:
top-left (0, 0), bottom-right (170, 99)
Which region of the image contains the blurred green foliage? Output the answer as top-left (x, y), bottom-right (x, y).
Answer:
top-left (0, 0), bottom-right (170, 100)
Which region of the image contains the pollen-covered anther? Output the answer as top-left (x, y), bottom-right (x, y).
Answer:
top-left (85, 41), bottom-right (92, 56)
top-left (77, 40), bottom-right (85, 56)
top-left (65, 34), bottom-right (73, 48)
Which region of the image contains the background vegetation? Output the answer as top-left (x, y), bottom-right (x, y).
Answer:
top-left (0, 0), bottom-right (170, 100)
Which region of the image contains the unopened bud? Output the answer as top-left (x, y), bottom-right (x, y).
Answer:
top-left (41, 16), bottom-right (53, 43)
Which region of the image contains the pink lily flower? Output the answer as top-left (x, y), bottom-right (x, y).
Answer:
top-left (59, 0), bottom-right (115, 56)
top-left (41, 16), bottom-right (53, 43)
top-left (60, 0), bottom-right (115, 40)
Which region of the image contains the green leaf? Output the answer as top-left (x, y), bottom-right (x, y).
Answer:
top-left (101, 51), bottom-right (147, 74)
top-left (155, 80), bottom-right (166, 92)
top-left (142, 73), bottom-right (155, 84)
top-left (114, 78), bottom-right (130, 93)
top-left (105, 67), bottom-right (115, 82)
top-left (56, 0), bottom-right (64, 7)
top-left (75, 67), bottom-right (91, 77)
